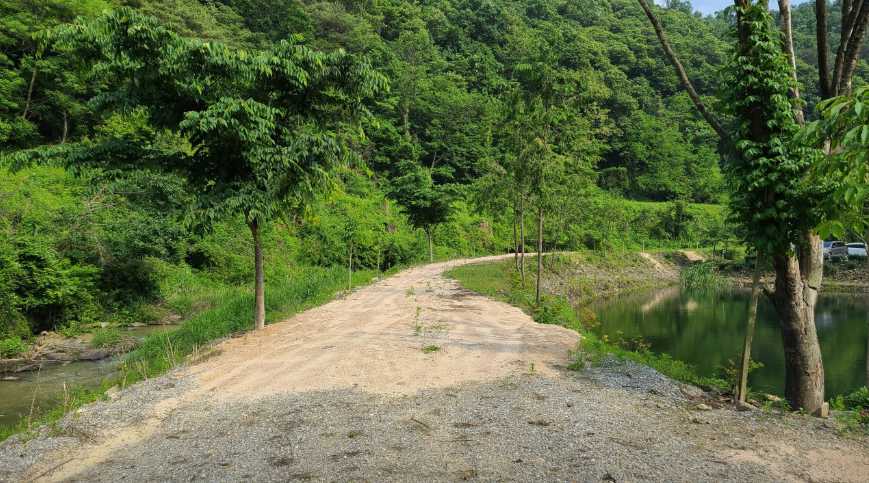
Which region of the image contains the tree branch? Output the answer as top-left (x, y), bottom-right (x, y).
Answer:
top-left (636, 0), bottom-right (729, 141)
top-left (833, 0), bottom-right (861, 95)
top-left (815, 0), bottom-right (832, 98)
top-left (838, 0), bottom-right (869, 95)
top-left (778, 0), bottom-right (805, 124)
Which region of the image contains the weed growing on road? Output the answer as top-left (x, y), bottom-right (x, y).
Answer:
top-left (413, 306), bottom-right (423, 335)
top-left (422, 345), bottom-right (440, 353)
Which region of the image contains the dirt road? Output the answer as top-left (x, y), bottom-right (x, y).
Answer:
top-left (2, 255), bottom-right (868, 482)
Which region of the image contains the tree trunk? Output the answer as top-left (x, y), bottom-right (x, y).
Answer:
top-left (866, 312), bottom-right (869, 388)
top-left (815, 0), bottom-right (832, 97)
top-left (536, 206), bottom-right (543, 306)
top-left (737, 254), bottom-right (762, 403)
top-left (22, 68), bottom-right (36, 120)
top-left (348, 241), bottom-right (353, 291)
top-left (249, 219), bottom-right (266, 331)
top-left (513, 210), bottom-right (519, 271)
top-left (777, 0), bottom-right (805, 124)
top-left (771, 237), bottom-right (825, 414)
top-left (519, 199), bottom-right (526, 287)
top-left (426, 227), bottom-right (433, 263)
top-left (402, 106), bottom-right (411, 140)
top-left (61, 111), bottom-right (68, 144)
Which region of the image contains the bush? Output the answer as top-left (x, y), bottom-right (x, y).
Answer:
top-left (831, 387), bottom-right (869, 428)
top-left (0, 336), bottom-right (28, 358)
top-left (11, 237), bottom-right (100, 332)
top-left (680, 262), bottom-right (727, 291)
top-left (841, 387), bottom-right (869, 410)
top-left (90, 328), bottom-right (124, 349)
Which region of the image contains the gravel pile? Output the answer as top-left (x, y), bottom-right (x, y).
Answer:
top-left (584, 356), bottom-right (703, 402)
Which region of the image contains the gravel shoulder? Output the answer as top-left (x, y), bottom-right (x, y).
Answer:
top-left (1, 255), bottom-right (868, 482)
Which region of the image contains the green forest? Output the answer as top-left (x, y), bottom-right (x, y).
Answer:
top-left (0, 0), bottom-right (751, 338)
top-left (1, 0), bottom-right (868, 418)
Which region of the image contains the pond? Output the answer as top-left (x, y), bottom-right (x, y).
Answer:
top-left (0, 325), bottom-right (175, 429)
top-left (593, 286), bottom-right (869, 398)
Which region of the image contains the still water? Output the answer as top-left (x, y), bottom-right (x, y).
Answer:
top-left (0, 325), bottom-right (174, 428)
top-left (593, 287), bottom-right (869, 397)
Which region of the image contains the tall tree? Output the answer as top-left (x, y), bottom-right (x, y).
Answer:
top-left (13, 8), bottom-right (385, 330)
top-left (389, 161), bottom-right (457, 262)
top-left (637, 0), bottom-right (869, 414)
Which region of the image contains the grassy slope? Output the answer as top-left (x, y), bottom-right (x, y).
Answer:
top-left (447, 252), bottom-right (729, 391)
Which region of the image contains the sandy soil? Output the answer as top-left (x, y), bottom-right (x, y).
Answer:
top-left (3, 254), bottom-right (869, 482)
top-left (190, 255), bottom-right (579, 398)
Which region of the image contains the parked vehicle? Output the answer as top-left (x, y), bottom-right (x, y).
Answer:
top-left (847, 242), bottom-right (867, 258)
top-left (823, 241), bottom-right (849, 261)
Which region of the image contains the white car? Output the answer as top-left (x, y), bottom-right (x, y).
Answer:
top-left (847, 242), bottom-right (867, 258)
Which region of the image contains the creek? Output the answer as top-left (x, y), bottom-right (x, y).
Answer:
top-left (0, 325), bottom-right (174, 428)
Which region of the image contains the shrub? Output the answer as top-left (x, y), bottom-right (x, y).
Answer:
top-left (842, 387), bottom-right (869, 410)
top-left (90, 328), bottom-right (124, 349)
top-left (0, 336), bottom-right (28, 358)
top-left (680, 262), bottom-right (727, 291)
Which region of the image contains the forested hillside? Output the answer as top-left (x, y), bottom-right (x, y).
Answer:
top-left (0, 0), bottom-right (863, 340)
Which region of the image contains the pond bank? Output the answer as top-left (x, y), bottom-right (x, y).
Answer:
top-left (448, 251), bottom-right (868, 432)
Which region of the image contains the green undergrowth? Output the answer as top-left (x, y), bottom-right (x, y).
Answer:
top-left (447, 255), bottom-right (728, 391)
top-left (830, 387), bottom-right (869, 433)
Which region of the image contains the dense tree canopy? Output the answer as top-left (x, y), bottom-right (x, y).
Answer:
top-left (1, 0), bottom-right (864, 337)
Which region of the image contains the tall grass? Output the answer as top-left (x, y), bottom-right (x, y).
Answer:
top-left (680, 262), bottom-right (727, 291)
top-left (122, 263), bottom-right (378, 382)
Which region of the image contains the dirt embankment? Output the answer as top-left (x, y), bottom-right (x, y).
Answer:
top-left (541, 251), bottom-right (679, 305)
top-left (1, 254), bottom-right (867, 482)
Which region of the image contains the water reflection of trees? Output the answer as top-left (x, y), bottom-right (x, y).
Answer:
top-left (595, 288), bottom-right (869, 396)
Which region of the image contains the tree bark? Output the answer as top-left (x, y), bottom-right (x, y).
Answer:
top-left (636, 0), bottom-right (729, 140)
top-left (815, 0), bottom-right (832, 97)
top-left (772, 246), bottom-right (825, 414)
top-left (249, 219), bottom-right (266, 331)
top-left (426, 227), bottom-right (433, 263)
top-left (536, 206), bottom-right (543, 306)
top-left (737, 254), bottom-right (762, 403)
top-left (519, 198), bottom-right (526, 287)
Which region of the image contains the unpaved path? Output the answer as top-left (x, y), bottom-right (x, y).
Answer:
top-left (2, 255), bottom-right (868, 482)
top-left (191, 255), bottom-right (578, 398)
